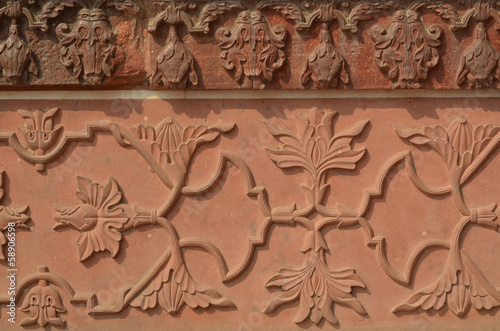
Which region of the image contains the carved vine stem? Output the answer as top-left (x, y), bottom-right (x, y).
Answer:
top-left (358, 118), bottom-right (500, 316)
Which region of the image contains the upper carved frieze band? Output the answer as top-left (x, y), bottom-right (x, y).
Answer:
top-left (0, 0), bottom-right (499, 89)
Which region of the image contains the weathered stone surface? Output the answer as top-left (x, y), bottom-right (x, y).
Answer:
top-left (0, 96), bottom-right (500, 329)
top-left (0, 1), bottom-right (498, 89)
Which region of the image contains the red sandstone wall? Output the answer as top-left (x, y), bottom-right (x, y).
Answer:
top-left (1, 1), bottom-right (500, 330)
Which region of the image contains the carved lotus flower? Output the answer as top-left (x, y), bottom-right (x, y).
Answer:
top-left (265, 109), bottom-right (368, 185)
top-left (17, 108), bottom-right (62, 153)
top-left (20, 278), bottom-right (66, 327)
top-left (53, 177), bottom-right (129, 261)
top-left (131, 250), bottom-right (234, 314)
top-left (264, 231), bottom-right (366, 325)
top-left (396, 118), bottom-right (500, 177)
top-left (136, 118), bottom-right (234, 167)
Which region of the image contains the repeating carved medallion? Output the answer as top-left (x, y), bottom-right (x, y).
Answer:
top-left (371, 4), bottom-right (442, 89)
top-left (216, 9), bottom-right (287, 89)
top-left (41, 0), bottom-right (139, 84)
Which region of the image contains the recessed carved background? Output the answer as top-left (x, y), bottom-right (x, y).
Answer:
top-left (0, 97), bottom-right (499, 329)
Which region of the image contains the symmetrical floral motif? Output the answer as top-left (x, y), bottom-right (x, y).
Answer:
top-left (391, 118), bottom-right (500, 316)
top-left (41, 0), bottom-right (139, 84)
top-left (216, 10), bottom-right (286, 89)
top-left (54, 177), bottom-right (131, 261)
top-left (263, 109), bottom-right (369, 325)
top-left (20, 277), bottom-right (66, 327)
top-left (0, 171), bottom-right (29, 260)
top-left (371, 5), bottom-right (442, 88)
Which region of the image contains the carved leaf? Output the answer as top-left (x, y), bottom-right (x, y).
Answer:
top-left (347, 1), bottom-right (400, 26)
top-left (131, 253), bottom-right (234, 313)
top-left (428, 3), bottom-right (460, 21)
top-left (198, 2), bottom-right (245, 32)
top-left (268, 4), bottom-right (304, 22)
top-left (394, 251), bottom-right (500, 316)
top-left (107, 1), bottom-right (139, 13)
top-left (264, 251), bottom-right (366, 325)
top-left (41, 0), bottom-right (85, 18)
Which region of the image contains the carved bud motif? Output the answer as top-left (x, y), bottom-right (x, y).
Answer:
top-left (20, 267), bottom-right (66, 327)
top-left (302, 5), bottom-right (349, 88)
top-left (371, 9), bottom-right (442, 88)
top-left (54, 177), bottom-right (131, 261)
top-left (0, 0), bottom-right (39, 84)
top-left (217, 10), bottom-right (287, 89)
top-left (149, 3), bottom-right (198, 89)
top-left (458, 23), bottom-right (500, 88)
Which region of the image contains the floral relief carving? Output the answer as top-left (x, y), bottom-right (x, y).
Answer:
top-left (0, 0), bottom-right (42, 84)
top-left (429, 1), bottom-right (500, 88)
top-left (391, 118), bottom-right (500, 316)
top-left (54, 177), bottom-right (132, 261)
top-left (0, 171), bottom-right (29, 260)
top-left (267, 1), bottom-right (398, 88)
top-left (20, 276), bottom-right (66, 327)
top-left (262, 108), bottom-right (370, 325)
top-left (47, 116), bottom-right (239, 318)
top-left (149, 1), bottom-right (243, 88)
top-left (41, 0), bottom-right (139, 84)
top-left (371, 3), bottom-right (442, 89)
top-left (216, 8), bottom-right (287, 89)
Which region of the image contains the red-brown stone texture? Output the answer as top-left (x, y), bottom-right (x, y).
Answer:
top-left (1, 0), bottom-right (500, 89)
top-left (0, 96), bottom-right (499, 330)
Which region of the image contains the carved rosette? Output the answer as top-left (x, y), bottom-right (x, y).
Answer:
top-left (217, 10), bottom-right (286, 89)
top-left (371, 8), bottom-right (442, 89)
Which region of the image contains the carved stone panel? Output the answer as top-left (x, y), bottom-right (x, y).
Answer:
top-left (0, 96), bottom-right (500, 329)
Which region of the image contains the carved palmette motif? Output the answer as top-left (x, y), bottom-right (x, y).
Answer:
top-left (217, 10), bottom-right (286, 89)
top-left (41, 0), bottom-right (138, 84)
top-left (371, 6), bottom-right (442, 89)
